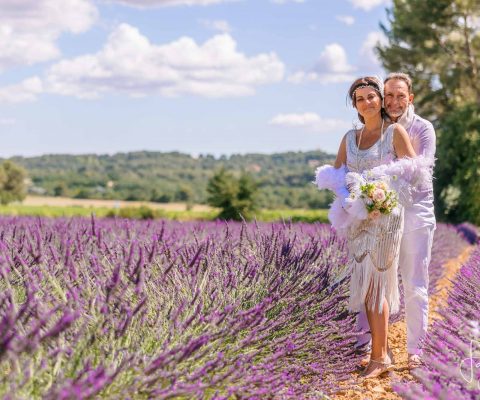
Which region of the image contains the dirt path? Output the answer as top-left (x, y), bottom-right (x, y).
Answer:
top-left (332, 245), bottom-right (475, 400)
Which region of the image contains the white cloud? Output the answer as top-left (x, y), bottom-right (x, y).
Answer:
top-left (0, 0), bottom-right (98, 71)
top-left (309, 43), bottom-right (355, 74)
top-left (199, 19), bottom-right (232, 33)
top-left (359, 31), bottom-right (387, 70)
top-left (0, 77), bottom-right (43, 103)
top-left (336, 15), bottom-right (355, 26)
top-left (45, 23), bottom-right (285, 99)
top-left (349, 0), bottom-right (390, 11)
top-left (110, 0), bottom-right (237, 7)
top-left (270, 0), bottom-right (305, 4)
top-left (288, 43), bottom-right (356, 84)
top-left (269, 112), bottom-right (351, 133)
top-left (112, 0), bottom-right (305, 5)
top-left (0, 118), bottom-right (16, 126)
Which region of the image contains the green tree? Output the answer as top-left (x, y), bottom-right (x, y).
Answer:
top-left (236, 172), bottom-right (259, 220)
top-left (11, 150), bottom-right (334, 209)
top-left (175, 185), bottom-right (193, 202)
top-left (378, 0), bottom-right (480, 119)
top-left (377, 0), bottom-right (480, 224)
top-left (53, 183), bottom-right (68, 197)
top-left (433, 104), bottom-right (480, 223)
top-left (74, 188), bottom-right (92, 199)
top-left (0, 161), bottom-right (27, 205)
top-left (206, 168), bottom-right (258, 221)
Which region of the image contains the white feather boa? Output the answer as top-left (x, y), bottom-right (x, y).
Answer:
top-left (314, 156), bottom-right (434, 235)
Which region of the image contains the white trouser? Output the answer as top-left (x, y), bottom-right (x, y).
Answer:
top-left (355, 225), bottom-right (435, 355)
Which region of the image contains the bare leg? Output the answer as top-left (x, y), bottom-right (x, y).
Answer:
top-left (366, 298), bottom-right (389, 360)
top-left (359, 296), bottom-right (392, 378)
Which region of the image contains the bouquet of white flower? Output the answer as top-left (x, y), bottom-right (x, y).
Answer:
top-left (343, 172), bottom-right (400, 222)
top-left (357, 179), bottom-right (398, 219)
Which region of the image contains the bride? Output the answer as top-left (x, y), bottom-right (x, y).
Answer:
top-left (333, 76), bottom-right (416, 379)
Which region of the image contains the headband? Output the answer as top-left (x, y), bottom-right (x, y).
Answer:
top-left (352, 76), bottom-right (384, 99)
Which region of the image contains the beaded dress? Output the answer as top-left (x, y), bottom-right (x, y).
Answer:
top-left (345, 124), bottom-right (404, 314)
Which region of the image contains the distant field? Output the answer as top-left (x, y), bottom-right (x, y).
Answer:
top-left (1, 196), bottom-right (329, 223)
top-left (21, 195), bottom-right (212, 211)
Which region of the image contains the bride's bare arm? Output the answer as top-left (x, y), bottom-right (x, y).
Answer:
top-left (393, 124), bottom-right (416, 158)
top-left (334, 134), bottom-right (347, 168)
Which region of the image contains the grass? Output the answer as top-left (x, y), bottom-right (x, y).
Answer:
top-left (0, 203), bottom-right (329, 223)
top-left (257, 208), bottom-right (329, 223)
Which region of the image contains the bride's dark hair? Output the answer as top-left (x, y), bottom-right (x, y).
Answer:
top-left (348, 76), bottom-right (387, 124)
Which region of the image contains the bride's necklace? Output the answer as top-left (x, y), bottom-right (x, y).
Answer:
top-left (356, 119), bottom-right (385, 171)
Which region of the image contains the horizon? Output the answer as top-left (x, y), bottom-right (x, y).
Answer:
top-left (3, 146), bottom-right (336, 160)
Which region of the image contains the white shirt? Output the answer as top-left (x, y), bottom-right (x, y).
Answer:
top-left (397, 105), bottom-right (436, 232)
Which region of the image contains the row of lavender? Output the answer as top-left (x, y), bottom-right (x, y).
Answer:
top-left (389, 223), bottom-right (472, 324)
top-left (0, 216), bottom-right (363, 399)
top-left (394, 226), bottom-right (479, 400)
top-left (0, 216), bottom-right (471, 399)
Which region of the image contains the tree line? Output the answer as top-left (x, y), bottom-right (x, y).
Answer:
top-left (378, 0), bottom-right (479, 225)
top-left (5, 150), bottom-right (334, 211)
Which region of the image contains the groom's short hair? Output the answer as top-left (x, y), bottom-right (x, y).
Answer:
top-left (384, 72), bottom-right (413, 93)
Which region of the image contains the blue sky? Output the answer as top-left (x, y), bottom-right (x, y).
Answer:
top-left (0, 0), bottom-right (391, 157)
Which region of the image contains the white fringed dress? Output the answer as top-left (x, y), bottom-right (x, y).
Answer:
top-left (345, 125), bottom-right (404, 314)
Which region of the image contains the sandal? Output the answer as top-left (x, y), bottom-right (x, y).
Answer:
top-left (358, 355), bottom-right (395, 380)
top-left (360, 347), bottom-right (395, 367)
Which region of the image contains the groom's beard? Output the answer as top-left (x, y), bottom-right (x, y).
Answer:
top-left (387, 108), bottom-right (405, 121)
top-left (388, 111), bottom-right (403, 121)
top-left (397, 104), bottom-right (415, 130)
top-left (387, 103), bottom-right (412, 122)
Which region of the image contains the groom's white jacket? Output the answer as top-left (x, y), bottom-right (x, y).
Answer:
top-left (396, 105), bottom-right (436, 233)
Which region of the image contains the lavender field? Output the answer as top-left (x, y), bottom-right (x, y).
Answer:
top-left (0, 216), bottom-right (475, 399)
top-left (394, 245), bottom-right (480, 400)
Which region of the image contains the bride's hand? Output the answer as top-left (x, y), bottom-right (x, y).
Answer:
top-left (345, 172), bottom-right (363, 193)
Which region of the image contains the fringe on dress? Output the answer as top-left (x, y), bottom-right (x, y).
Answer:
top-left (347, 207), bottom-right (404, 314)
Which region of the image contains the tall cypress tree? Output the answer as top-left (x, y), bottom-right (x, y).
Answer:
top-left (377, 0), bottom-right (480, 224)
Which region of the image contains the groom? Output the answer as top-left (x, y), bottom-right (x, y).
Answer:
top-left (356, 72), bottom-right (436, 369)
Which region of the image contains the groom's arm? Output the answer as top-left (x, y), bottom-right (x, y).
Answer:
top-left (412, 118), bottom-right (436, 160)
top-left (410, 117), bottom-right (436, 195)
